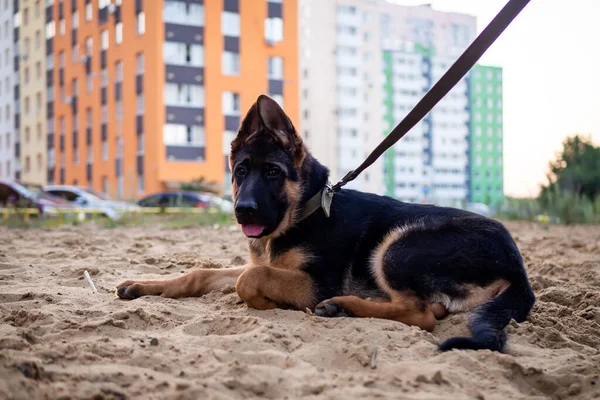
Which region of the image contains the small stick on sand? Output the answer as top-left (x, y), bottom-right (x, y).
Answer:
top-left (84, 270), bottom-right (98, 293)
top-left (370, 345), bottom-right (378, 369)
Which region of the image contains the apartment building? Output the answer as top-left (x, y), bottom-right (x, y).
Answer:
top-left (300, 0), bottom-right (503, 205)
top-left (17, 0), bottom-right (48, 185)
top-left (469, 64), bottom-right (504, 205)
top-left (2, 0), bottom-right (296, 198)
top-left (0, 0), bottom-right (16, 180)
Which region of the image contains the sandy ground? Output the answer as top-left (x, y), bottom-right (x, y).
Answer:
top-left (0, 221), bottom-right (599, 400)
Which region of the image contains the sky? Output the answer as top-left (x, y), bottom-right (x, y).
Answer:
top-left (392, 0), bottom-right (600, 197)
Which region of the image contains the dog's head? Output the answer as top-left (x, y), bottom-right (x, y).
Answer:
top-left (230, 95), bottom-right (307, 239)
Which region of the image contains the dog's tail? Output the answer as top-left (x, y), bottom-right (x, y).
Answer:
top-left (439, 278), bottom-right (535, 352)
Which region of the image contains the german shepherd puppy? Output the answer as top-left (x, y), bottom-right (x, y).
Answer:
top-left (117, 95), bottom-right (535, 352)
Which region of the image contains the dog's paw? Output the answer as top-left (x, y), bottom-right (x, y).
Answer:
top-left (314, 299), bottom-right (351, 318)
top-left (115, 283), bottom-right (142, 300)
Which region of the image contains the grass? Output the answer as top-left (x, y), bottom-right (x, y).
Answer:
top-left (0, 211), bottom-right (235, 229)
top-left (494, 189), bottom-right (600, 225)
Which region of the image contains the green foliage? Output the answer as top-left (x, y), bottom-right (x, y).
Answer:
top-left (541, 135), bottom-right (600, 201)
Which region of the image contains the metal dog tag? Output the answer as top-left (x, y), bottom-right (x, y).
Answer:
top-left (321, 185), bottom-right (334, 218)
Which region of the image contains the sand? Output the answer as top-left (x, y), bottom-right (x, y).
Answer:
top-left (1, 221), bottom-right (599, 400)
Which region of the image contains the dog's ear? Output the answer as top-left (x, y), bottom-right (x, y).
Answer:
top-left (256, 95), bottom-right (303, 157)
top-left (233, 95), bottom-right (304, 164)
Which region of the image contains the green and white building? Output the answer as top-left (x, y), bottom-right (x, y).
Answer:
top-left (468, 65), bottom-right (504, 205)
top-left (300, 0), bottom-right (504, 206)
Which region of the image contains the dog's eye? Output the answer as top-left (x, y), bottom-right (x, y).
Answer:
top-left (266, 166), bottom-right (281, 177)
top-left (235, 166), bottom-right (247, 177)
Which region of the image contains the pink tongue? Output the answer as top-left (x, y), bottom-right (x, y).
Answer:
top-left (242, 224), bottom-right (265, 237)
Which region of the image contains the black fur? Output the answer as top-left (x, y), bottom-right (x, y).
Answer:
top-left (232, 95), bottom-right (536, 352)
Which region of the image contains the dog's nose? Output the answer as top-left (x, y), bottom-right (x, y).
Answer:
top-left (235, 200), bottom-right (258, 218)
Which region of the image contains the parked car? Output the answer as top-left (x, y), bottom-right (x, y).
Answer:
top-left (137, 192), bottom-right (234, 212)
top-left (0, 180), bottom-right (74, 217)
top-left (43, 185), bottom-right (141, 219)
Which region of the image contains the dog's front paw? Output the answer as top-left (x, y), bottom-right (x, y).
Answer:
top-left (115, 280), bottom-right (149, 300)
top-left (314, 298), bottom-right (351, 318)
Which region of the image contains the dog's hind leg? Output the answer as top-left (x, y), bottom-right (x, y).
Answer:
top-left (116, 266), bottom-right (247, 299)
top-left (314, 293), bottom-right (438, 332)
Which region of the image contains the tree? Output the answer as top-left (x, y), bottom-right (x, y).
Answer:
top-left (541, 135), bottom-right (600, 202)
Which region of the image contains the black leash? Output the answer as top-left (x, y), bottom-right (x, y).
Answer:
top-left (330, 0), bottom-right (531, 193)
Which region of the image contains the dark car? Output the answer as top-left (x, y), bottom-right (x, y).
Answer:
top-left (137, 192), bottom-right (233, 212)
top-left (0, 180), bottom-right (73, 217)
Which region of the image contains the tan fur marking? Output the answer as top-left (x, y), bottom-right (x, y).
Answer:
top-left (236, 265), bottom-right (316, 310)
top-left (430, 279), bottom-right (511, 313)
top-left (270, 247), bottom-right (314, 270)
top-left (249, 239), bottom-right (270, 266)
top-left (317, 294), bottom-right (438, 332)
top-left (267, 180), bottom-right (303, 239)
top-left (116, 266), bottom-right (247, 299)
top-left (370, 221), bottom-right (427, 296)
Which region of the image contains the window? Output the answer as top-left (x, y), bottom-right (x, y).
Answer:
top-left (25, 127), bottom-right (30, 142)
top-left (163, 42), bottom-right (203, 66)
top-left (37, 123), bottom-right (42, 140)
top-left (86, 37), bottom-right (93, 55)
top-left (137, 12), bottom-right (145, 35)
top-left (101, 104), bottom-right (107, 123)
top-left (137, 133), bottom-right (144, 154)
top-left (24, 67), bottom-right (29, 84)
top-left (74, 148), bottom-right (79, 165)
top-left (46, 20), bottom-right (55, 38)
top-left (72, 43), bottom-right (78, 63)
top-left (35, 30), bottom-right (41, 49)
top-left (101, 29), bottom-right (108, 50)
top-left (87, 145), bottom-right (93, 163)
top-left (137, 175), bottom-right (144, 194)
top-left (24, 37), bottom-right (31, 56)
top-left (35, 1), bottom-right (41, 18)
top-left (98, 0), bottom-right (110, 8)
top-left (163, 1), bottom-right (204, 26)
top-left (102, 142), bottom-right (108, 161)
top-left (59, 19), bottom-right (65, 35)
top-left (136, 93), bottom-right (144, 115)
top-left (222, 92), bottom-right (240, 115)
top-left (86, 74), bottom-right (93, 92)
top-left (116, 100), bottom-right (122, 120)
top-left (222, 51), bottom-right (239, 75)
top-left (23, 8), bottom-right (29, 25)
top-left (136, 53), bottom-right (144, 74)
top-left (115, 22), bottom-right (122, 44)
top-left (36, 92), bottom-right (41, 114)
top-left (72, 10), bottom-right (78, 29)
top-left (59, 51), bottom-right (65, 67)
top-left (115, 61), bottom-right (123, 82)
top-left (72, 78), bottom-right (78, 96)
top-left (100, 69), bottom-right (108, 87)
top-left (163, 124), bottom-right (205, 147)
top-left (265, 17), bottom-right (283, 43)
top-left (86, 2), bottom-right (92, 21)
top-left (164, 83), bottom-right (205, 107)
top-left (25, 97), bottom-right (30, 115)
top-left (221, 11), bottom-right (240, 36)
top-left (102, 177), bottom-right (108, 193)
top-left (268, 57), bottom-right (283, 79)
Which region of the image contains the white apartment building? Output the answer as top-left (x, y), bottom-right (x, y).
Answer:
top-left (300, 0), bottom-right (476, 203)
top-left (0, 0), bottom-right (16, 180)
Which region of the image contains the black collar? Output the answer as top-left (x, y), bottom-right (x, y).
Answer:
top-left (296, 183), bottom-right (334, 223)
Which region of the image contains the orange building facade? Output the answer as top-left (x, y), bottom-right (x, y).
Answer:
top-left (47, 0), bottom-right (297, 199)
